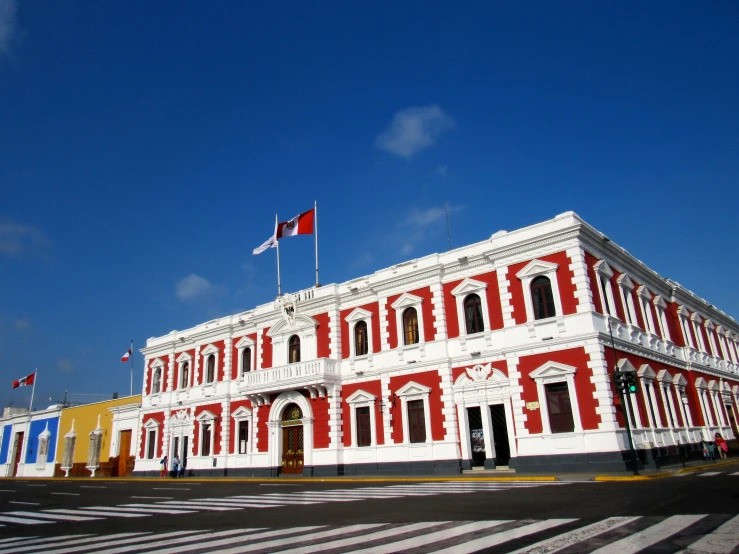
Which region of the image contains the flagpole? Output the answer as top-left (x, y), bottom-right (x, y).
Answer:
top-left (28, 369), bottom-right (37, 413)
top-left (314, 200), bottom-right (319, 287)
top-left (130, 340), bottom-right (134, 397)
top-left (275, 214), bottom-right (282, 297)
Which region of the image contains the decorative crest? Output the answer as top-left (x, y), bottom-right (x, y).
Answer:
top-left (466, 363), bottom-right (492, 382)
top-left (277, 294), bottom-right (298, 328)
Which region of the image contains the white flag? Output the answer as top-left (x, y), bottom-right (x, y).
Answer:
top-left (253, 232), bottom-right (277, 255)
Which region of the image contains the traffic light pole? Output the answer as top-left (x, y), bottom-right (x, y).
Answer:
top-left (607, 317), bottom-right (640, 476)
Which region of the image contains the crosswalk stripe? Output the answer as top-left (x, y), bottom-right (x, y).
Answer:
top-left (0, 533), bottom-right (148, 554)
top-left (43, 509), bottom-right (147, 518)
top-left (227, 496), bottom-right (319, 504)
top-left (3, 511), bottom-right (101, 522)
top-left (32, 530), bottom-right (202, 554)
top-left (589, 514), bottom-right (707, 553)
top-left (348, 520), bottom-right (510, 554)
top-left (88, 506), bottom-right (195, 515)
top-left (730, 472), bottom-right (739, 476)
top-left (142, 526), bottom-right (331, 554)
top-left (203, 524), bottom-right (387, 554)
top-left (0, 535), bottom-right (91, 550)
top-left (507, 516), bottom-right (640, 554)
top-left (679, 514), bottom-right (739, 553)
top-left (428, 519), bottom-right (577, 554)
top-left (0, 515), bottom-right (50, 525)
top-left (173, 501), bottom-right (284, 509)
top-left (152, 502), bottom-right (241, 511)
top-left (699, 472), bottom-right (721, 477)
top-left (194, 497), bottom-right (291, 505)
top-left (79, 529), bottom-right (259, 554)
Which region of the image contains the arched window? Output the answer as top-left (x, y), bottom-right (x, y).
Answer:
top-left (241, 347), bottom-right (252, 375)
top-left (206, 354), bottom-right (215, 383)
top-left (288, 335), bottom-right (301, 364)
top-left (531, 276), bottom-right (556, 320)
top-left (403, 308), bottom-right (419, 345)
top-left (355, 321), bottom-right (368, 356)
top-left (180, 362), bottom-right (189, 389)
top-left (463, 293), bottom-right (484, 334)
top-left (152, 368), bottom-right (161, 394)
top-left (282, 403), bottom-right (303, 422)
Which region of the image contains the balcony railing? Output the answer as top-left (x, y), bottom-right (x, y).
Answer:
top-left (238, 358), bottom-right (339, 394)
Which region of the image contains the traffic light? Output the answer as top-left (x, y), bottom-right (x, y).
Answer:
top-left (623, 370), bottom-right (638, 394)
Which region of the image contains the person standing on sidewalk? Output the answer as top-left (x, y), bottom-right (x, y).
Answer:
top-left (715, 433), bottom-right (728, 459)
top-left (172, 455), bottom-right (181, 478)
top-left (159, 455), bottom-right (168, 478)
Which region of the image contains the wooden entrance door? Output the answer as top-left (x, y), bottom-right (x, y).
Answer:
top-left (11, 432), bottom-right (24, 477)
top-left (281, 403), bottom-right (304, 474)
top-left (117, 430), bottom-right (132, 477)
top-left (281, 425), bottom-right (304, 474)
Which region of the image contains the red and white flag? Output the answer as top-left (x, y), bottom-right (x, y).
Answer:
top-left (121, 349), bottom-right (131, 362)
top-left (12, 373), bottom-right (35, 389)
top-left (276, 209), bottom-right (315, 239)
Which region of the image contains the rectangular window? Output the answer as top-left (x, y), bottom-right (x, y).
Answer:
top-left (600, 278), bottom-right (612, 316)
top-left (146, 430), bottom-right (156, 459)
top-left (202, 423), bottom-right (211, 456)
top-left (407, 400), bottom-right (426, 443)
top-left (545, 383), bottom-right (575, 433)
top-left (356, 407), bottom-right (371, 447)
top-left (238, 421), bottom-right (248, 454)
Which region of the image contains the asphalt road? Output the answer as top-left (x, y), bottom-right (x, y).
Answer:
top-left (0, 466), bottom-right (737, 552)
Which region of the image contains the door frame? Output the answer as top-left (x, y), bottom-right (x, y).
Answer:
top-left (267, 391), bottom-right (313, 472)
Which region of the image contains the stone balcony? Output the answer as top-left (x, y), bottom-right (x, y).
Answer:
top-left (237, 358), bottom-right (340, 402)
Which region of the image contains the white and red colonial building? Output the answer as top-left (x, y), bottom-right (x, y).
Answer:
top-left (134, 212), bottom-right (739, 476)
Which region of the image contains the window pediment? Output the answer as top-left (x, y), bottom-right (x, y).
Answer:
top-left (201, 343), bottom-right (220, 356)
top-left (530, 361), bottom-right (577, 380)
top-left (653, 295), bottom-right (667, 309)
top-left (673, 374), bottom-right (688, 387)
top-left (636, 285), bottom-right (652, 300)
top-left (677, 305), bottom-right (690, 318)
top-left (656, 369), bottom-right (673, 383)
top-left (616, 274), bottom-right (634, 290)
top-left (733, 385), bottom-right (739, 395)
top-left (690, 312), bottom-right (703, 324)
top-left (391, 293), bottom-right (423, 311)
top-left (195, 410), bottom-right (217, 422)
top-left (235, 336), bottom-right (255, 349)
top-left (267, 314), bottom-right (318, 337)
top-left (345, 307), bottom-right (373, 323)
top-left (346, 389), bottom-right (377, 404)
top-left (149, 358), bottom-right (165, 369)
top-left (695, 377), bottom-right (708, 389)
top-left (515, 259), bottom-right (559, 280)
top-left (450, 277), bottom-right (488, 297)
top-left (231, 406), bottom-right (253, 419)
top-left (396, 381), bottom-right (431, 397)
top-left (143, 418), bottom-right (160, 429)
top-left (454, 363), bottom-right (508, 386)
top-left (176, 352), bottom-right (192, 363)
top-left (704, 320), bottom-right (715, 330)
top-left (637, 364), bottom-right (656, 379)
top-left (707, 380), bottom-right (720, 392)
top-left (593, 260), bottom-right (614, 278)
top-left (616, 359), bottom-right (637, 373)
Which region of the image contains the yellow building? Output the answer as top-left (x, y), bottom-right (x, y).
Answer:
top-left (55, 395), bottom-right (141, 477)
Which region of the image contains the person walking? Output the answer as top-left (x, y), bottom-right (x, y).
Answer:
top-left (159, 455), bottom-right (168, 478)
top-left (715, 433), bottom-right (728, 459)
top-left (172, 455), bottom-right (181, 478)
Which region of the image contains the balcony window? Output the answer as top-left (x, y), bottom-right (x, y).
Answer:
top-left (288, 335), bottom-right (301, 363)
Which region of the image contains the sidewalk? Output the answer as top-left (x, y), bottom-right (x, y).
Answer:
top-left (3, 459), bottom-right (736, 483)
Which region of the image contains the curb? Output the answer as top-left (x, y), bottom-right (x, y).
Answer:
top-left (676, 459), bottom-right (738, 474)
top-left (593, 472), bottom-right (672, 482)
top-left (0, 475), bottom-right (559, 483)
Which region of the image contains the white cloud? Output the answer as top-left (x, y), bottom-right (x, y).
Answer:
top-left (375, 105), bottom-right (454, 158)
top-left (0, 219), bottom-right (48, 256)
top-left (350, 252), bottom-right (374, 269)
top-left (13, 317), bottom-right (31, 330)
top-left (0, 0), bottom-right (18, 56)
top-left (436, 165), bottom-right (448, 179)
top-left (175, 274), bottom-right (214, 301)
top-left (57, 358), bottom-right (75, 374)
top-left (398, 205), bottom-right (463, 256)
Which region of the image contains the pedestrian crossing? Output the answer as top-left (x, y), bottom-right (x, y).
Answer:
top-left (0, 481), bottom-right (571, 526)
top-left (0, 515), bottom-right (737, 553)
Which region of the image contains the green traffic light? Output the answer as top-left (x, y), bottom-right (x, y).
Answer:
top-left (629, 385), bottom-right (636, 393)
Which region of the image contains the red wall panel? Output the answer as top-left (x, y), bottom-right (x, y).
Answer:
top-left (339, 302), bottom-right (381, 359)
top-left (314, 312), bottom-right (331, 359)
top-left (443, 270), bottom-right (504, 338)
top-left (312, 395), bottom-right (331, 449)
top-left (231, 334), bottom-right (258, 379)
top-left (386, 286), bottom-right (436, 349)
top-left (261, 328), bottom-right (273, 369)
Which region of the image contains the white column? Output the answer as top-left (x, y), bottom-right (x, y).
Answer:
top-left (497, 266), bottom-right (516, 327)
top-left (480, 403), bottom-right (496, 466)
top-left (457, 404), bottom-right (471, 461)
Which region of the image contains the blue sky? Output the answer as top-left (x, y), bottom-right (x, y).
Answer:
top-left (1, 2), bottom-right (737, 410)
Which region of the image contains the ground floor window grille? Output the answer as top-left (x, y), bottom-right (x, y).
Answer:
top-left (146, 430), bottom-right (156, 459)
top-left (238, 421), bottom-right (249, 454)
top-left (408, 400), bottom-right (427, 443)
top-left (545, 382), bottom-right (574, 433)
top-left (201, 423), bottom-right (211, 456)
top-left (356, 407), bottom-right (371, 447)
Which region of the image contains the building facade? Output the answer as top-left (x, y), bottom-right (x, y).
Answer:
top-left (135, 212), bottom-right (739, 476)
top-left (0, 407), bottom-right (61, 478)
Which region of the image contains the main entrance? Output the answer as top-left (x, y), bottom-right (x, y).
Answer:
top-left (117, 430), bottom-right (131, 477)
top-left (11, 432), bottom-right (24, 477)
top-left (281, 403), bottom-right (304, 474)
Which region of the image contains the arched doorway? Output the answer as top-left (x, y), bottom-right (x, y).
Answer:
top-left (281, 403), bottom-right (304, 474)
